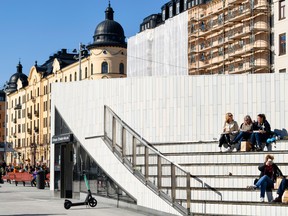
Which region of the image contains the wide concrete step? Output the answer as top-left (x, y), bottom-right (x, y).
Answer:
top-left (132, 151), bottom-right (288, 166)
top-left (148, 140), bottom-right (288, 154)
top-left (136, 163), bottom-right (288, 176)
top-left (149, 175), bottom-right (258, 189)
top-left (164, 187), bottom-right (278, 202)
top-left (188, 200), bottom-right (288, 216)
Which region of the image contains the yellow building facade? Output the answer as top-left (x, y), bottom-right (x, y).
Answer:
top-left (188, 0), bottom-right (270, 75)
top-left (4, 3), bottom-right (127, 166)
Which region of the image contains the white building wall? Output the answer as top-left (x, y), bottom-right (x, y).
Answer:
top-left (127, 12), bottom-right (188, 77)
top-left (273, 0), bottom-right (288, 73)
top-left (52, 74), bottom-right (288, 144)
top-left (51, 73), bottom-right (288, 214)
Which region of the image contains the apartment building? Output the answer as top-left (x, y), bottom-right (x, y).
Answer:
top-left (272, 0), bottom-right (287, 73)
top-left (4, 3), bottom-right (127, 166)
top-left (188, 0), bottom-right (270, 75)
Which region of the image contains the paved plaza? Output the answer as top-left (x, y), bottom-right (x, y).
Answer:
top-left (0, 183), bottom-right (149, 216)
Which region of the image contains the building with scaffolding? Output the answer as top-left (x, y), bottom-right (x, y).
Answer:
top-left (188, 0), bottom-right (271, 75)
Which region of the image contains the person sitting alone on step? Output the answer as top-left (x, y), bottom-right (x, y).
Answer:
top-left (218, 112), bottom-right (239, 152)
top-left (247, 154), bottom-right (284, 202)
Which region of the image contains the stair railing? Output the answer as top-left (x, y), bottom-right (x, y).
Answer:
top-left (103, 105), bottom-right (222, 215)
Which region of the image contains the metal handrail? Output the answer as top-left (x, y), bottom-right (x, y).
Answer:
top-left (103, 105), bottom-right (222, 215)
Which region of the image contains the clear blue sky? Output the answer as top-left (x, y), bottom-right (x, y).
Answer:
top-left (0, 0), bottom-right (167, 88)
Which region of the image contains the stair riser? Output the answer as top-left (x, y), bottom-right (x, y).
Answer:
top-left (135, 165), bottom-right (288, 176)
top-left (189, 203), bottom-right (287, 216)
top-left (149, 141), bottom-right (287, 154)
top-left (169, 190), bottom-right (278, 202)
top-left (149, 176), bottom-right (257, 189)
top-left (132, 153), bottom-right (288, 165)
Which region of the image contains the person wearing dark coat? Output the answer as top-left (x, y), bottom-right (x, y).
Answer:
top-left (247, 154), bottom-right (284, 202)
top-left (250, 114), bottom-right (271, 151)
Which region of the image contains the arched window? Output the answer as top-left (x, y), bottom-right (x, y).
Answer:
top-left (70, 74), bottom-right (72, 82)
top-left (74, 72), bottom-right (77, 81)
top-left (85, 67), bottom-right (88, 78)
top-left (119, 63), bottom-right (125, 74)
top-left (101, 62), bottom-right (108, 74)
top-left (91, 63), bottom-right (94, 75)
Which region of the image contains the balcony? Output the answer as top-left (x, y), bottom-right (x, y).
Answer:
top-left (27, 128), bottom-right (32, 135)
top-left (34, 110), bottom-right (39, 117)
top-left (30, 143), bottom-right (37, 148)
top-left (28, 113), bottom-right (32, 119)
top-left (34, 127), bottom-right (39, 133)
top-left (13, 118), bottom-right (17, 124)
top-left (14, 104), bottom-right (22, 110)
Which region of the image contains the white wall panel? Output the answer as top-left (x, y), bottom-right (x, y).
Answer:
top-left (127, 12), bottom-right (188, 77)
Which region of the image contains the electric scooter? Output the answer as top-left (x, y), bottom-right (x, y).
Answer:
top-left (64, 171), bottom-right (97, 209)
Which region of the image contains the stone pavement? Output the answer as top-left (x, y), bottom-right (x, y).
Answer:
top-left (0, 183), bottom-right (149, 216)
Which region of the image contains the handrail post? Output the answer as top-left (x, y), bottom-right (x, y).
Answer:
top-left (171, 164), bottom-right (176, 204)
top-left (104, 106), bottom-right (107, 136)
top-left (112, 116), bottom-right (116, 152)
top-left (122, 126), bottom-right (126, 157)
top-left (144, 146), bottom-right (149, 181)
top-left (132, 136), bottom-right (137, 169)
top-left (186, 172), bottom-right (191, 215)
top-left (157, 155), bottom-right (162, 191)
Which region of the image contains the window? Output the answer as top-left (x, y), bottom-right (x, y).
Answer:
top-left (85, 67), bottom-right (88, 78)
top-left (279, 33), bottom-right (286, 55)
top-left (119, 63), bottom-right (125, 74)
top-left (74, 72), bottom-right (77, 81)
top-left (279, 0), bottom-right (286, 20)
top-left (101, 62), bottom-right (108, 74)
top-left (176, 2), bottom-right (180, 14)
top-left (91, 64), bottom-right (94, 75)
top-left (65, 76), bottom-right (67, 82)
top-left (169, 5), bottom-right (173, 18)
top-left (70, 74), bottom-right (72, 82)
top-left (162, 10), bottom-right (166, 21)
top-left (279, 68), bottom-right (286, 73)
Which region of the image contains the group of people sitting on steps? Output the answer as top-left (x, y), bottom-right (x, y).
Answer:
top-left (248, 154), bottom-right (288, 203)
top-left (218, 113), bottom-right (278, 152)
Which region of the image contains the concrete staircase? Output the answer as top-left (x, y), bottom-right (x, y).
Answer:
top-left (103, 105), bottom-right (288, 215)
top-left (141, 141), bottom-right (288, 215)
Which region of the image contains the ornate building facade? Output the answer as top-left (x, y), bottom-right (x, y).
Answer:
top-left (4, 3), bottom-right (127, 166)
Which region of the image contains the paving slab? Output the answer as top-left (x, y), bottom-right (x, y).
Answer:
top-left (0, 183), bottom-right (149, 216)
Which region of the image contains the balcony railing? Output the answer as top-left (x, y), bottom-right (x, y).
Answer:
top-left (101, 105), bottom-right (222, 216)
top-left (28, 113), bottom-right (32, 119)
top-left (14, 104), bottom-right (22, 110)
top-left (34, 110), bottom-right (39, 117)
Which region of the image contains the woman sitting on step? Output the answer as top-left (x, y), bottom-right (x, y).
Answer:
top-left (250, 114), bottom-right (271, 151)
top-left (218, 112), bottom-right (239, 152)
top-left (248, 154), bottom-right (284, 202)
top-left (231, 115), bottom-right (253, 151)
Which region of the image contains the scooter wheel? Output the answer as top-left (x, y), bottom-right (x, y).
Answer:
top-left (64, 200), bottom-right (72, 209)
top-left (88, 198), bottom-right (97, 207)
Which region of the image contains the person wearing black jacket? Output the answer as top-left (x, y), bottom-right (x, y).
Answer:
top-left (272, 178), bottom-right (288, 202)
top-left (250, 114), bottom-right (271, 151)
top-left (248, 154), bottom-right (284, 202)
